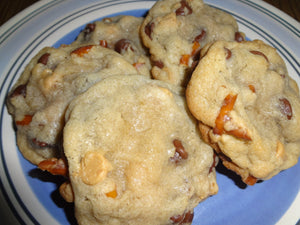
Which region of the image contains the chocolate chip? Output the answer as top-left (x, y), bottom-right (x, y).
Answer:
top-left (170, 139), bottom-right (188, 163)
top-left (171, 214), bottom-right (183, 223)
top-left (170, 211), bottom-right (194, 224)
top-left (175, 0), bottom-right (193, 16)
top-left (235, 32), bottom-right (245, 42)
top-left (224, 48), bottom-right (232, 60)
top-left (32, 138), bottom-right (51, 148)
top-left (279, 98), bottom-right (293, 120)
top-left (99, 40), bottom-right (108, 48)
top-left (249, 50), bottom-right (269, 62)
top-left (38, 53), bottom-right (50, 65)
top-left (181, 211), bottom-right (194, 224)
top-left (114, 39), bottom-right (134, 53)
top-left (209, 153), bottom-right (217, 173)
top-left (10, 84), bottom-right (27, 98)
top-left (193, 29), bottom-right (206, 43)
top-left (83, 23), bottom-right (95, 37)
top-left (102, 18), bottom-right (112, 23)
top-left (153, 60), bottom-right (164, 69)
top-left (145, 22), bottom-right (155, 40)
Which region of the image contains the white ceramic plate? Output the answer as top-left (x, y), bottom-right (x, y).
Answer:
top-left (0, 0), bottom-right (299, 224)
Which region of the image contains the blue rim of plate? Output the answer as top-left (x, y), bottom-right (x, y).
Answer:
top-left (0, 0), bottom-right (299, 224)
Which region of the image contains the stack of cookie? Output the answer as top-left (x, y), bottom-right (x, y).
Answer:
top-left (6, 0), bottom-right (300, 224)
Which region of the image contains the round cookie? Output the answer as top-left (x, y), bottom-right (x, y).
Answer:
top-left (140, 0), bottom-right (242, 87)
top-left (186, 40), bottom-right (300, 185)
top-left (63, 75), bottom-right (218, 225)
top-left (74, 15), bottom-right (152, 78)
top-left (6, 44), bottom-right (138, 165)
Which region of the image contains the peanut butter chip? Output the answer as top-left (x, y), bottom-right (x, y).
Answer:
top-left (158, 87), bottom-right (173, 97)
top-left (59, 181), bottom-right (74, 203)
top-left (10, 84), bottom-right (27, 98)
top-left (276, 141), bottom-right (285, 159)
top-left (80, 151), bottom-right (112, 185)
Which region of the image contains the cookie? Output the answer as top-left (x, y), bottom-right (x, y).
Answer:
top-left (6, 44), bottom-right (138, 165)
top-left (63, 75), bottom-right (218, 225)
top-left (74, 15), bottom-right (152, 77)
top-left (140, 0), bottom-right (243, 87)
top-left (186, 40), bottom-right (300, 185)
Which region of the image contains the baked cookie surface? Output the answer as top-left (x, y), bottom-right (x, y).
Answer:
top-left (6, 44), bottom-right (138, 165)
top-left (140, 0), bottom-right (241, 87)
top-left (186, 40), bottom-right (300, 185)
top-left (64, 75), bottom-right (218, 225)
top-left (74, 15), bottom-right (152, 77)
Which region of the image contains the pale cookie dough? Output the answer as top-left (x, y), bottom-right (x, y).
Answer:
top-left (6, 44), bottom-right (138, 165)
top-left (186, 40), bottom-right (300, 185)
top-left (74, 15), bottom-right (152, 77)
top-left (140, 0), bottom-right (242, 87)
top-left (64, 75), bottom-right (218, 225)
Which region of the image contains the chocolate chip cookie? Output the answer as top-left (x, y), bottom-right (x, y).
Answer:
top-left (186, 40), bottom-right (300, 185)
top-left (64, 75), bottom-right (218, 225)
top-left (6, 44), bottom-right (138, 165)
top-left (140, 0), bottom-right (243, 87)
top-left (74, 15), bottom-right (152, 77)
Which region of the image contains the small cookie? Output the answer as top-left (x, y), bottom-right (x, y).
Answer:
top-left (186, 40), bottom-right (300, 185)
top-left (64, 75), bottom-right (218, 225)
top-left (140, 0), bottom-right (242, 87)
top-left (6, 44), bottom-right (138, 165)
top-left (74, 15), bottom-right (152, 77)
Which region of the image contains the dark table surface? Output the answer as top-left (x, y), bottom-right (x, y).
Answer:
top-left (0, 0), bottom-right (300, 27)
